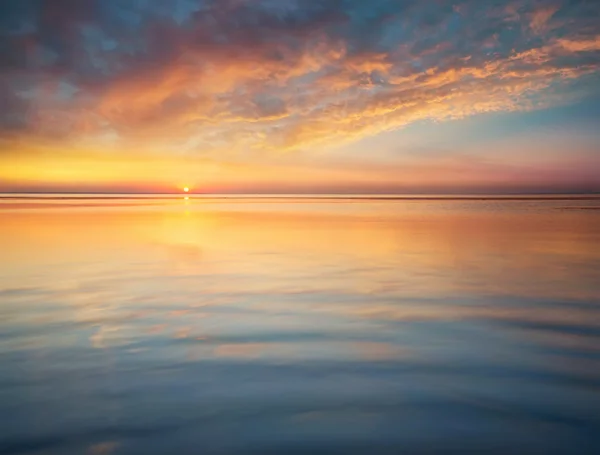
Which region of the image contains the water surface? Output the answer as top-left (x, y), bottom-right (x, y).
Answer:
top-left (1, 196), bottom-right (599, 454)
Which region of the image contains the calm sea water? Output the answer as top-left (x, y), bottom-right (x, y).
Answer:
top-left (1, 196), bottom-right (599, 454)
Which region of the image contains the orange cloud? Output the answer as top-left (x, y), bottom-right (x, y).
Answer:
top-left (1, 0), bottom-right (599, 192)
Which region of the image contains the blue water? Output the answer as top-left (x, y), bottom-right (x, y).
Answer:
top-left (0, 197), bottom-right (599, 454)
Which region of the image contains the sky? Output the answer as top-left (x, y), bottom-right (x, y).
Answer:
top-left (0, 0), bottom-right (599, 194)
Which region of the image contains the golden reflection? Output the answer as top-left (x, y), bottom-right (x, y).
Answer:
top-left (354, 342), bottom-right (411, 360)
top-left (0, 197), bottom-right (598, 359)
top-left (88, 441), bottom-right (120, 455)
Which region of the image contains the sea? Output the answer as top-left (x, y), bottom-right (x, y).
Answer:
top-left (0, 195), bottom-right (599, 454)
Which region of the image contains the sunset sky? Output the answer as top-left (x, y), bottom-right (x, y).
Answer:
top-left (1, 0), bottom-right (599, 194)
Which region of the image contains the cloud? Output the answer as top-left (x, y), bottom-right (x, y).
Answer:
top-left (0, 0), bottom-right (599, 161)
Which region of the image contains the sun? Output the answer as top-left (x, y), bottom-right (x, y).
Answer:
top-left (183, 187), bottom-right (189, 193)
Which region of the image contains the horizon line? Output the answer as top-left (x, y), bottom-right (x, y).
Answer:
top-left (1, 190), bottom-right (599, 195)
top-left (1, 192), bottom-right (599, 201)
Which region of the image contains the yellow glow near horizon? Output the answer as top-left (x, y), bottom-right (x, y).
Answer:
top-left (184, 187), bottom-right (190, 193)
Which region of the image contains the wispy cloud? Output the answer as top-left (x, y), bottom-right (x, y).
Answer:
top-left (0, 0), bottom-right (599, 191)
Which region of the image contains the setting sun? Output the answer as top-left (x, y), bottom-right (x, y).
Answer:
top-left (183, 187), bottom-right (189, 193)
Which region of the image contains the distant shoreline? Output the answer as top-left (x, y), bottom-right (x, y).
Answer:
top-left (1, 194), bottom-right (599, 201)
